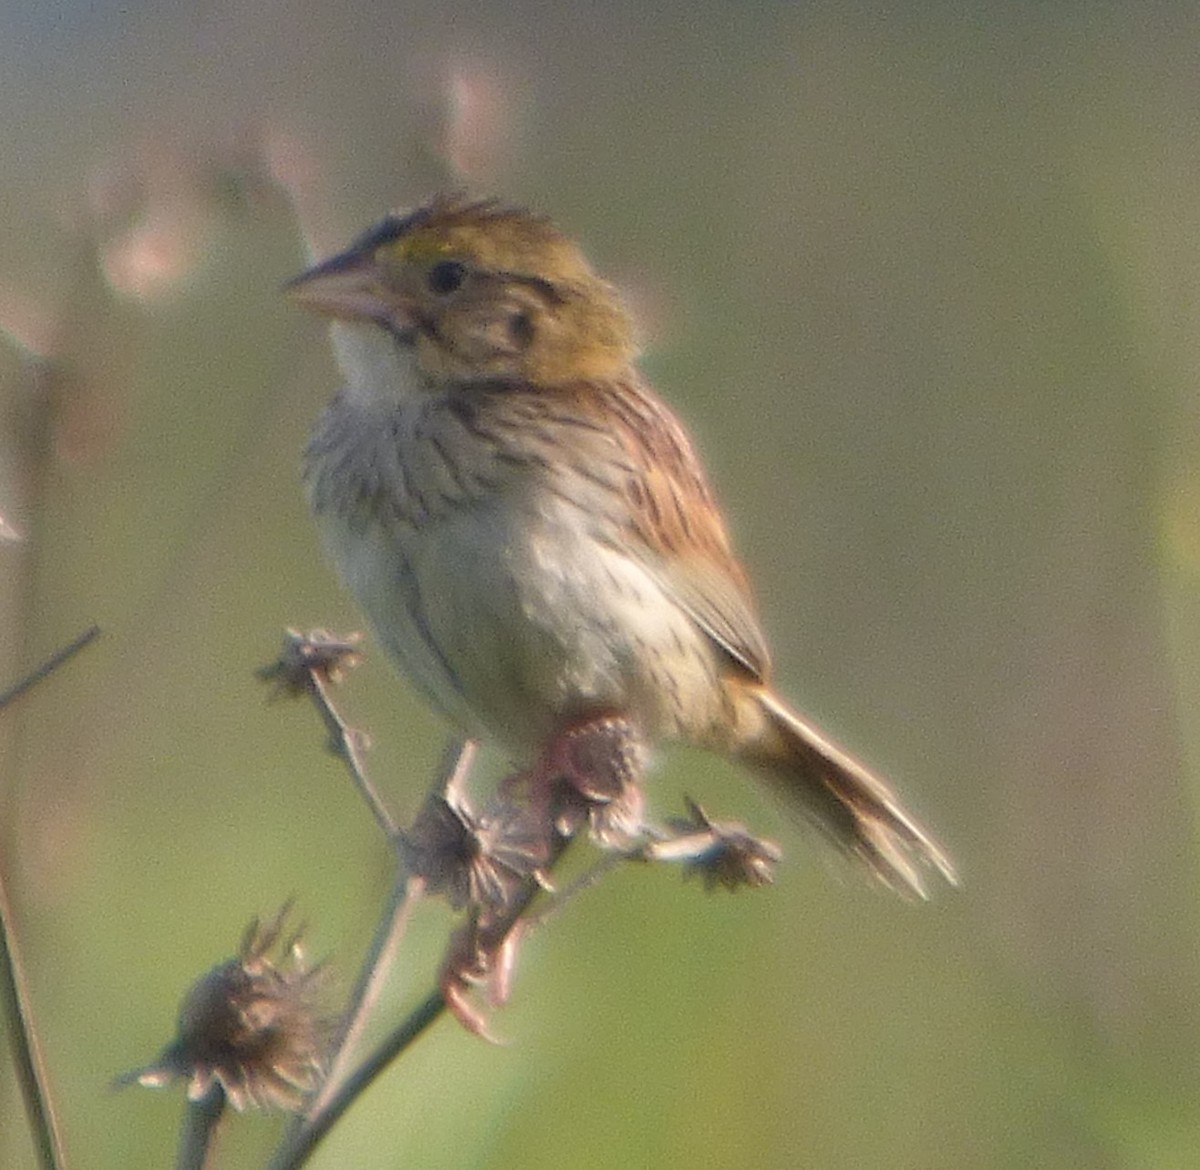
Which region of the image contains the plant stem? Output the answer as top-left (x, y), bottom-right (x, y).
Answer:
top-left (267, 989), bottom-right (446, 1170)
top-left (0, 871), bottom-right (68, 1170)
top-left (0, 624), bottom-right (100, 711)
top-left (309, 737), bottom-right (476, 1118)
top-left (303, 657), bottom-right (397, 839)
top-left (0, 625), bottom-right (102, 1170)
top-left (173, 1083), bottom-right (225, 1170)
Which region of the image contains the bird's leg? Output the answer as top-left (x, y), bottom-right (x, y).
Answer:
top-left (440, 715), bottom-right (650, 1033)
top-left (526, 712), bottom-right (649, 847)
top-left (544, 712), bottom-right (642, 794)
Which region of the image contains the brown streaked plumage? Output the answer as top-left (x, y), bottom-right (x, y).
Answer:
top-left (289, 194), bottom-right (956, 897)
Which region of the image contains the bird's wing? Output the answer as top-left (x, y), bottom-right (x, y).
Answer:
top-left (582, 376), bottom-right (773, 683)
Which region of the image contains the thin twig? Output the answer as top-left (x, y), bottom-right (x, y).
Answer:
top-left (312, 871), bottom-right (425, 1110)
top-left (269, 738), bottom-right (476, 1170)
top-left (173, 1083), bottom-right (225, 1170)
top-left (0, 624), bottom-right (100, 712)
top-left (261, 630), bottom-right (398, 839)
top-left (267, 988), bottom-right (447, 1170)
top-left (520, 848), bottom-right (629, 931)
top-left (0, 624), bottom-right (102, 1170)
top-left (0, 875), bottom-right (69, 1170)
top-left (304, 664), bottom-right (398, 839)
top-left (310, 736), bottom-right (476, 1114)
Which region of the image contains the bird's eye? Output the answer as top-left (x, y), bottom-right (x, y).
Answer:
top-left (427, 259), bottom-right (467, 295)
top-left (509, 310), bottom-right (535, 349)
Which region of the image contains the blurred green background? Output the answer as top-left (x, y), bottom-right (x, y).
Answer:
top-left (3, 2), bottom-right (1200, 1167)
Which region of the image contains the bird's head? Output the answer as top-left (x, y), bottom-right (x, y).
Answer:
top-left (287, 195), bottom-right (636, 388)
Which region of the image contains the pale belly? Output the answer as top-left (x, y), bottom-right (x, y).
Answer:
top-left (313, 494), bottom-right (725, 762)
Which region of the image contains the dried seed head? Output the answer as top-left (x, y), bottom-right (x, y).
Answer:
top-left (121, 908), bottom-right (332, 1112)
top-left (258, 628), bottom-right (363, 698)
top-left (651, 798), bottom-right (782, 892)
top-left (399, 782), bottom-right (549, 913)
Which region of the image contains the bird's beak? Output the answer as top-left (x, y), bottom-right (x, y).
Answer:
top-left (285, 246), bottom-right (400, 323)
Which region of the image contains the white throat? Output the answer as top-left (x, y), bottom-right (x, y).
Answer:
top-left (329, 320), bottom-right (421, 408)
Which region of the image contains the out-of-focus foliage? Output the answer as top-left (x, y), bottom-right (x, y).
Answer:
top-left (2, 2), bottom-right (1200, 1167)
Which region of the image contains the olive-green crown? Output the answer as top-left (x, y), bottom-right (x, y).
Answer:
top-left (354, 194), bottom-right (598, 285)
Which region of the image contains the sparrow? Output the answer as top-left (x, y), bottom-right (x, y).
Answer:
top-left (288, 194), bottom-right (955, 897)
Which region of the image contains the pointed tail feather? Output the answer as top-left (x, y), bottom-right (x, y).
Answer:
top-left (740, 689), bottom-right (957, 898)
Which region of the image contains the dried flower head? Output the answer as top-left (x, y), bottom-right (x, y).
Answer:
top-left (122, 908), bottom-right (332, 1111)
top-left (649, 798), bottom-right (782, 892)
top-left (398, 776), bottom-right (548, 913)
top-left (258, 628), bottom-right (362, 698)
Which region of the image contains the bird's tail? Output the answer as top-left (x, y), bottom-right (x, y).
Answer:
top-left (734, 688), bottom-right (957, 898)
